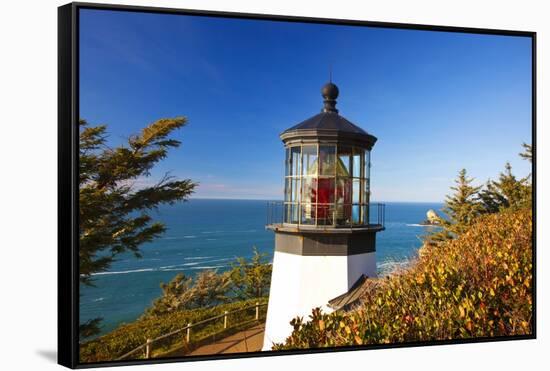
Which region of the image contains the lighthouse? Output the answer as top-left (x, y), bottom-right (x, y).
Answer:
top-left (262, 82), bottom-right (384, 350)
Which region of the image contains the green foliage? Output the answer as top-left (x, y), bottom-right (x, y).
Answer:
top-left (192, 270), bottom-right (232, 307)
top-left (145, 249), bottom-right (271, 316)
top-left (479, 162), bottom-right (531, 213)
top-left (229, 247), bottom-right (273, 300)
top-left (479, 143), bottom-right (532, 213)
top-left (145, 273), bottom-right (195, 316)
top-left (519, 142), bottom-right (532, 163)
top-left (80, 297), bottom-right (267, 363)
top-left (428, 144), bottom-right (533, 245)
top-left (274, 208), bottom-right (533, 350)
top-left (80, 249), bottom-right (273, 362)
top-left (145, 270), bottom-right (232, 316)
top-left (444, 168), bottom-right (483, 230)
top-left (79, 117), bottom-right (197, 337)
top-left (477, 180), bottom-right (506, 214)
top-left (79, 318), bottom-right (103, 339)
top-left (427, 169), bottom-right (482, 243)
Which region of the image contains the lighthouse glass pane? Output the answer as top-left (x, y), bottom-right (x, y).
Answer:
top-left (302, 177), bottom-right (317, 204)
top-left (286, 203), bottom-right (299, 224)
top-left (290, 146), bottom-right (301, 177)
top-left (291, 178), bottom-right (299, 203)
top-left (362, 205), bottom-right (369, 224)
top-left (364, 150), bottom-right (371, 180)
top-left (316, 204), bottom-right (333, 225)
top-left (302, 145), bottom-right (318, 176)
top-left (284, 178), bottom-right (291, 202)
top-left (352, 205), bottom-right (361, 224)
top-left (336, 177), bottom-right (352, 205)
top-left (352, 148), bottom-right (363, 178)
top-left (300, 203), bottom-right (315, 225)
top-left (337, 146), bottom-right (352, 176)
top-left (363, 178), bottom-right (370, 204)
top-left (283, 203), bottom-right (299, 224)
top-left (284, 203), bottom-right (290, 223)
top-left (319, 145), bottom-right (336, 175)
top-left (335, 200), bottom-right (352, 226)
top-left (353, 179), bottom-right (360, 203)
top-left (317, 178), bottom-right (335, 204)
top-left (285, 148), bottom-right (290, 176)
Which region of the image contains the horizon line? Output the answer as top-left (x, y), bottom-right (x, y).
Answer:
top-left (188, 196), bottom-right (444, 204)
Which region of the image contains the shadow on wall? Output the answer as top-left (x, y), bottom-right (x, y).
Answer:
top-left (36, 350), bottom-right (57, 363)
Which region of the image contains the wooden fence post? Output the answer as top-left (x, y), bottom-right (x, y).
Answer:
top-left (255, 302), bottom-right (259, 320)
top-left (186, 323), bottom-right (192, 343)
top-left (145, 338), bottom-right (152, 359)
top-left (224, 311), bottom-right (228, 329)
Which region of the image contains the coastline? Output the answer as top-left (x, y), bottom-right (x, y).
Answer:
top-left (80, 200), bottom-right (443, 336)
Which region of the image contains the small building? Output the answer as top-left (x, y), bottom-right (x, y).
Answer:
top-left (262, 82), bottom-right (385, 350)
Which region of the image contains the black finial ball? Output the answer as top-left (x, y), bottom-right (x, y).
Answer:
top-left (321, 82), bottom-right (339, 100)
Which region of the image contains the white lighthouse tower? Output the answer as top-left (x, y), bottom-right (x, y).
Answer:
top-left (262, 82), bottom-right (384, 350)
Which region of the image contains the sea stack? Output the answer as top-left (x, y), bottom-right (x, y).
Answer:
top-left (262, 82), bottom-right (385, 350)
top-left (421, 209), bottom-right (440, 225)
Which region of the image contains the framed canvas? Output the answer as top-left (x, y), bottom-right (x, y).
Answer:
top-left (58, 2), bottom-right (536, 368)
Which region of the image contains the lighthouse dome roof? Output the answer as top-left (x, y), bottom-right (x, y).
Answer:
top-left (280, 82), bottom-right (377, 149)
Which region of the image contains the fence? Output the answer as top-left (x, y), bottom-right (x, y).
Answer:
top-left (116, 301), bottom-right (268, 360)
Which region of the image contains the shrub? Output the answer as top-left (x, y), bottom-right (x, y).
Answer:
top-left (274, 208), bottom-right (532, 349)
top-left (145, 270), bottom-right (232, 316)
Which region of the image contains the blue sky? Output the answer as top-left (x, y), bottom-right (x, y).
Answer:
top-left (80, 9), bottom-right (532, 202)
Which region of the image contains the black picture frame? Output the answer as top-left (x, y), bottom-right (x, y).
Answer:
top-left (58, 2), bottom-right (537, 368)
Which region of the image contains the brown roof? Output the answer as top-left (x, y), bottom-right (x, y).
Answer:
top-left (328, 274), bottom-right (370, 312)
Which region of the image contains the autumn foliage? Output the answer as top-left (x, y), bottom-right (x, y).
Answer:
top-left (274, 207), bottom-right (533, 349)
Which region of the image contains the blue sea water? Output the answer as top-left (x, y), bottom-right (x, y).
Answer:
top-left (80, 199), bottom-right (443, 336)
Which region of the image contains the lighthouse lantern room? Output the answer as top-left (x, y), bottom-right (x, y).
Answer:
top-left (263, 82), bottom-right (385, 350)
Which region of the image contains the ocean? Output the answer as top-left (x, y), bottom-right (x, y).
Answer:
top-left (80, 199), bottom-right (443, 336)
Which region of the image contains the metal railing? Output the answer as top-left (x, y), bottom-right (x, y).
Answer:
top-left (375, 202), bottom-right (386, 228)
top-left (267, 202), bottom-right (386, 229)
top-left (116, 302), bottom-right (268, 361)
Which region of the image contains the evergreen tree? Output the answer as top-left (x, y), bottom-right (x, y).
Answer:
top-left (145, 273), bottom-right (195, 316)
top-left (520, 142), bottom-right (533, 207)
top-left (477, 180), bottom-right (506, 214)
top-left (228, 247), bottom-right (272, 300)
top-left (192, 270), bottom-right (232, 308)
top-left (428, 144), bottom-right (532, 246)
top-left (519, 142), bottom-right (532, 163)
top-left (144, 248), bottom-right (272, 317)
top-left (427, 169), bottom-right (481, 243)
top-left (79, 117), bottom-right (196, 337)
top-left (479, 162), bottom-right (530, 212)
top-left (145, 270), bottom-right (231, 316)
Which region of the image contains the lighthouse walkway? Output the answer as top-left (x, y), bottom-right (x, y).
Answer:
top-left (164, 323), bottom-right (266, 356)
top-left (189, 322), bottom-right (265, 355)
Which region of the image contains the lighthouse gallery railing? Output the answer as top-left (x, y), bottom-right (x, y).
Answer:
top-left (266, 202), bottom-right (385, 228)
